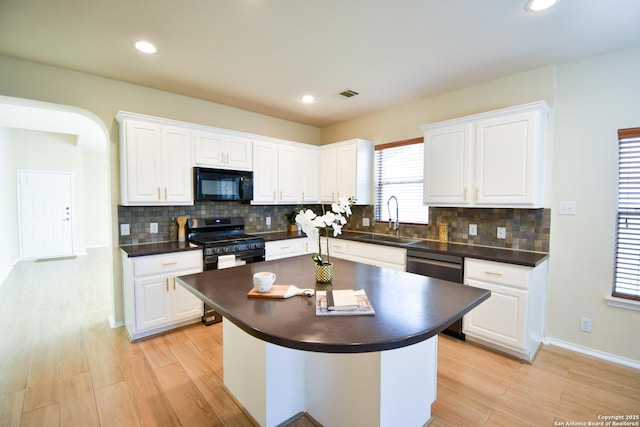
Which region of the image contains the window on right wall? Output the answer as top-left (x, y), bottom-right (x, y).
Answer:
top-left (613, 127), bottom-right (640, 301)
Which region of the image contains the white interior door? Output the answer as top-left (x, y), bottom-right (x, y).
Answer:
top-left (18, 170), bottom-right (73, 259)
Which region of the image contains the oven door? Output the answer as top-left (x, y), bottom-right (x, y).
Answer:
top-left (204, 248), bottom-right (265, 271)
top-left (201, 248), bottom-right (265, 325)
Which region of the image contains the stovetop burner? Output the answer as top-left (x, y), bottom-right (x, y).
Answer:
top-left (187, 217), bottom-right (265, 256)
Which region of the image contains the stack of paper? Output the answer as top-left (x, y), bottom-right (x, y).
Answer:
top-left (316, 289), bottom-right (375, 316)
top-left (327, 289), bottom-right (359, 311)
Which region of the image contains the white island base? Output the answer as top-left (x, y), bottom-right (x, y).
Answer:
top-left (223, 321), bottom-right (438, 427)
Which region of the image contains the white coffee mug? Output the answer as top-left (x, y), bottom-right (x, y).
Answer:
top-left (253, 272), bottom-right (276, 292)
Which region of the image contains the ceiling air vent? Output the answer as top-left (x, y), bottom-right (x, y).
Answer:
top-left (336, 89), bottom-right (359, 99)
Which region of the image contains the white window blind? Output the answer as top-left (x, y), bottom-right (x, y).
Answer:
top-left (613, 127), bottom-right (640, 300)
top-left (375, 139), bottom-right (429, 224)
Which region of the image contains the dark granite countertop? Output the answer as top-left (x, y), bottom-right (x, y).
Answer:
top-left (176, 255), bottom-right (490, 353)
top-left (120, 241), bottom-right (202, 257)
top-left (258, 230), bottom-right (548, 267)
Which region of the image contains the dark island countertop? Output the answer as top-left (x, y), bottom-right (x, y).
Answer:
top-left (177, 255), bottom-right (490, 353)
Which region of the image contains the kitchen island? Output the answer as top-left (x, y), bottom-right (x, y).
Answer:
top-left (177, 255), bottom-right (490, 427)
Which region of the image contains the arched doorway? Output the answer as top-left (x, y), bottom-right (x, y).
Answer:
top-left (0, 95), bottom-right (115, 323)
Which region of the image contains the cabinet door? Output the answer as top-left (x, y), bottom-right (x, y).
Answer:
top-left (161, 126), bottom-right (193, 203)
top-left (474, 111), bottom-right (538, 205)
top-left (226, 135), bottom-right (252, 171)
top-left (336, 144), bottom-right (357, 200)
top-left (319, 148), bottom-right (337, 201)
top-left (123, 120), bottom-right (162, 203)
top-left (134, 275), bottom-right (171, 332)
top-left (278, 145), bottom-right (301, 203)
top-left (423, 123), bottom-right (472, 205)
top-left (300, 148), bottom-right (319, 202)
top-left (252, 140), bottom-right (278, 202)
top-left (171, 270), bottom-right (204, 321)
top-left (194, 131), bottom-right (225, 167)
top-left (463, 278), bottom-right (528, 351)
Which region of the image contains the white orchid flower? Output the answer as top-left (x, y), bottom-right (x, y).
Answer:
top-left (295, 200), bottom-right (354, 265)
top-left (337, 196), bottom-right (352, 215)
top-left (321, 211), bottom-right (337, 227)
top-left (331, 202), bottom-right (345, 214)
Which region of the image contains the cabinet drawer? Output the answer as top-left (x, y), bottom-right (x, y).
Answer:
top-left (265, 239), bottom-right (305, 260)
top-left (132, 250), bottom-right (203, 277)
top-left (348, 241), bottom-right (407, 265)
top-left (464, 258), bottom-right (531, 289)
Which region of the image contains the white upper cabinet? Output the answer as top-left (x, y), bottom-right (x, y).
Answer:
top-left (319, 139), bottom-right (373, 205)
top-left (194, 130), bottom-right (252, 171)
top-left (252, 139), bottom-right (279, 203)
top-left (118, 115), bottom-right (193, 206)
top-left (423, 123), bottom-right (472, 205)
top-left (252, 139), bottom-right (319, 204)
top-left (422, 101), bottom-right (549, 208)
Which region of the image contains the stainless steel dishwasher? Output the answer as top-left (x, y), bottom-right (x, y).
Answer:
top-left (406, 249), bottom-right (465, 339)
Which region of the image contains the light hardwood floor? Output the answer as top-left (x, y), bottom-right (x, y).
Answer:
top-left (0, 248), bottom-right (638, 426)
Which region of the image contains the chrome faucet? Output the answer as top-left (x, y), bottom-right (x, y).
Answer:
top-left (387, 195), bottom-right (400, 238)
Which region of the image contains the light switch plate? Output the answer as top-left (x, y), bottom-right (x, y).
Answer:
top-left (362, 218), bottom-right (370, 227)
top-left (120, 224), bottom-right (130, 236)
top-left (150, 222), bottom-right (158, 233)
top-left (469, 224), bottom-right (477, 236)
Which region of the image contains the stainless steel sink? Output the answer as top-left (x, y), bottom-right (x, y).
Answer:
top-left (355, 234), bottom-right (419, 245)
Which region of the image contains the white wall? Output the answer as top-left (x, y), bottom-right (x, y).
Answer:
top-left (83, 151), bottom-right (110, 248)
top-left (0, 127), bottom-right (19, 285)
top-left (547, 47), bottom-right (640, 361)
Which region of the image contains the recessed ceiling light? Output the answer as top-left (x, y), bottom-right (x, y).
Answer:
top-left (133, 40), bottom-right (157, 54)
top-left (300, 94), bottom-right (315, 104)
top-left (525, 0), bottom-right (558, 12)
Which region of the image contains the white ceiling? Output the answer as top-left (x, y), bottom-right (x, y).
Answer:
top-left (1, 0), bottom-right (639, 128)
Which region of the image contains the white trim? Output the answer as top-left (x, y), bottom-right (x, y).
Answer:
top-left (605, 296), bottom-right (640, 312)
top-left (108, 314), bottom-right (124, 329)
top-left (543, 337), bottom-right (640, 370)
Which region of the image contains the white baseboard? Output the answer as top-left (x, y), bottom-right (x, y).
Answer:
top-left (543, 337), bottom-right (640, 370)
top-left (108, 314), bottom-right (124, 329)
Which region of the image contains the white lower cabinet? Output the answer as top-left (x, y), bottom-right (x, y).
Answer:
top-left (122, 249), bottom-right (203, 340)
top-left (347, 240), bottom-right (407, 271)
top-left (319, 238), bottom-right (406, 271)
top-left (463, 258), bottom-right (548, 361)
top-left (265, 239), bottom-right (306, 261)
top-left (265, 237), bottom-right (318, 261)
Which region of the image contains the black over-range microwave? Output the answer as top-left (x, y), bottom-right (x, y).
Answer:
top-left (194, 167), bottom-right (253, 201)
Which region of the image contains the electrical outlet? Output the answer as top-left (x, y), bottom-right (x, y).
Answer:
top-left (497, 227), bottom-right (506, 239)
top-left (266, 217), bottom-right (271, 228)
top-left (580, 317), bottom-right (592, 333)
top-left (469, 224), bottom-right (477, 236)
top-left (559, 201), bottom-right (577, 215)
top-left (362, 218), bottom-right (370, 227)
top-left (120, 224), bottom-right (130, 236)
top-left (150, 222), bottom-right (158, 234)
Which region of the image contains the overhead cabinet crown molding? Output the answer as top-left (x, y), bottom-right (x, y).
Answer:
top-left (422, 101), bottom-right (550, 208)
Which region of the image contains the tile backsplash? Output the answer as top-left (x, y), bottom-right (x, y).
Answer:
top-left (118, 202), bottom-right (549, 252)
